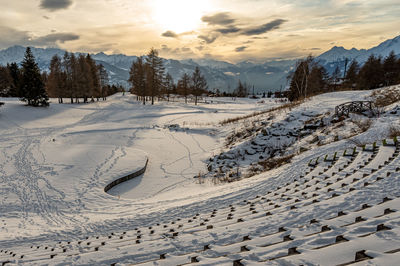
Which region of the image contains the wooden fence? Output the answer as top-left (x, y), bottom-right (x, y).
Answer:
top-left (335, 101), bottom-right (373, 117)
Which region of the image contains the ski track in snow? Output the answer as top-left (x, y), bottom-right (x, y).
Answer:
top-left (1, 90), bottom-right (399, 264)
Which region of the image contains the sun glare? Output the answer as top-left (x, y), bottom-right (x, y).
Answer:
top-left (152, 0), bottom-right (211, 34)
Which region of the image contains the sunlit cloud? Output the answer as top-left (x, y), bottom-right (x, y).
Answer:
top-left (0, 0), bottom-right (398, 62)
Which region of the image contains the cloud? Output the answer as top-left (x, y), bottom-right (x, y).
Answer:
top-left (31, 33), bottom-right (80, 46)
top-left (40, 0), bottom-right (73, 12)
top-left (235, 46), bottom-right (248, 52)
top-left (0, 26), bottom-right (31, 49)
top-left (242, 19), bottom-right (287, 36)
top-left (198, 34), bottom-right (218, 44)
top-left (202, 12), bottom-right (236, 26)
top-left (215, 26), bottom-right (241, 34)
top-left (162, 30), bottom-right (179, 38)
top-left (160, 45), bottom-right (195, 58)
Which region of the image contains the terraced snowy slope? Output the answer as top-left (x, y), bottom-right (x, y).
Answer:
top-left (1, 90), bottom-right (399, 265)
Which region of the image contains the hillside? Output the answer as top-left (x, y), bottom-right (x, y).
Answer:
top-left (0, 87), bottom-right (400, 265)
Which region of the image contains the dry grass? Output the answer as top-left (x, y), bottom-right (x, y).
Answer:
top-left (258, 154), bottom-right (295, 171)
top-left (389, 125), bottom-right (400, 139)
top-left (219, 100), bottom-right (302, 125)
top-left (371, 86), bottom-right (400, 107)
top-left (351, 117), bottom-right (372, 133)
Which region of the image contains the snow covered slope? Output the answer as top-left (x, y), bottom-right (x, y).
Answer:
top-left (0, 89), bottom-right (400, 265)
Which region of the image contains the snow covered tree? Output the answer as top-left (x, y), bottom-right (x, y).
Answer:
top-left (19, 47), bottom-right (49, 107)
top-left (191, 66), bottom-right (208, 105)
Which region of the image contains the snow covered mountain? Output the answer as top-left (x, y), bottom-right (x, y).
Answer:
top-left (0, 35), bottom-right (399, 91)
top-left (316, 35), bottom-right (400, 74)
top-left (0, 46), bottom-right (294, 92)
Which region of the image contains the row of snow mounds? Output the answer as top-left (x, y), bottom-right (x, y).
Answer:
top-left (1, 139), bottom-right (399, 265)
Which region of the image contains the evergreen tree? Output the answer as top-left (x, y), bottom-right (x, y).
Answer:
top-left (191, 66), bottom-right (208, 105)
top-left (308, 65), bottom-right (328, 95)
top-left (357, 54), bottom-right (384, 90)
top-left (7, 62), bottom-right (21, 97)
top-left (0, 66), bottom-right (13, 96)
top-left (383, 51), bottom-right (399, 86)
top-left (343, 60), bottom-right (359, 89)
top-left (145, 48), bottom-right (165, 105)
top-left (19, 47), bottom-right (49, 106)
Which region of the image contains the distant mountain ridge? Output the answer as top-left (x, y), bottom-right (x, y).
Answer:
top-left (317, 35), bottom-right (400, 74)
top-left (0, 35), bottom-right (399, 92)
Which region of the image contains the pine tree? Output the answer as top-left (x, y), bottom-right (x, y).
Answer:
top-left (191, 66), bottom-right (208, 105)
top-left (145, 48), bottom-right (165, 105)
top-left (0, 66), bottom-right (13, 96)
top-left (308, 65), bottom-right (328, 95)
top-left (357, 54), bottom-right (384, 90)
top-left (7, 62), bottom-right (21, 97)
top-left (343, 60), bottom-right (359, 89)
top-left (383, 51), bottom-right (398, 86)
top-left (20, 47), bottom-right (49, 106)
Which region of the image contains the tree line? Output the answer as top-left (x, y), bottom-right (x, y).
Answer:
top-left (288, 51), bottom-right (400, 101)
top-left (128, 48), bottom-right (208, 105)
top-left (0, 47), bottom-right (122, 107)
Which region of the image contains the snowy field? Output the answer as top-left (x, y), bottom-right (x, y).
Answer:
top-left (1, 90), bottom-right (400, 265)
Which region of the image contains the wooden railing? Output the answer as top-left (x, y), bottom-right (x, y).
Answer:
top-left (335, 101), bottom-right (373, 117)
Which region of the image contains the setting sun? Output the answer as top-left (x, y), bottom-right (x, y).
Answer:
top-left (152, 0), bottom-right (212, 33)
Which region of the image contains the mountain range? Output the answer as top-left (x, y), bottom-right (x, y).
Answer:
top-left (0, 35), bottom-right (399, 92)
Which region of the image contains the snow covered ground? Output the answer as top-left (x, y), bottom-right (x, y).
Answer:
top-left (0, 89), bottom-right (400, 265)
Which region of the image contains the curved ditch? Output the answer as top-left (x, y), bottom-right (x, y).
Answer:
top-left (104, 158), bottom-right (149, 193)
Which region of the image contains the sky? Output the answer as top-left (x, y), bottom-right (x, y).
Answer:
top-left (0, 0), bottom-right (399, 62)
